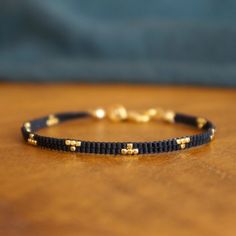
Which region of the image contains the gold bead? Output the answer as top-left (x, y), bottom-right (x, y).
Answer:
top-left (70, 140), bottom-right (76, 146)
top-left (176, 137), bottom-right (190, 149)
top-left (121, 149), bottom-right (127, 155)
top-left (176, 139), bottom-right (182, 145)
top-left (197, 117), bottom-right (207, 129)
top-left (121, 143), bottom-right (139, 155)
top-left (186, 137), bottom-right (190, 143)
top-left (27, 135), bottom-right (37, 146)
top-left (65, 140), bottom-right (71, 145)
top-left (46, 115), bottom-right (59, 126)
top-left (210, 128), bottom-right (216, 140)
top-left (24, 122), bottom-right (31, 128)
top-left (127, 149), bottom-right (133, 155)
top-left (92, 108), bottom-right (106, 119)
top-left (24, 122), bottom-right (31, 132)
top-left (133, 149), bottom-right (139, 155)
top-left (70, 146), bottom-right (76, 152)
top-left (75, 141), bottom-right (81, 147)
top-left (127, 143), bottom-right (133, 149)
top-left (164, 111), bottom-right (175, 123)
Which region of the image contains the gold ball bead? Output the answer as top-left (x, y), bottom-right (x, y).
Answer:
top-left (24, 122), bottom-right (31, 128)
top-left (176, 139), bottom-right (181, 145)
top-left (93, 108), bottom-right (106, 119)
top-left (65, 140), bottom-right (71, 145)
top-left (133, 149), bottom-right (139, 155)
top-left (70, 140), bottom-right (76, 146)
top-left (70, 146), bottom-right (76, 152)
top-left (127, 150), bottom-right (133, 155)
top-left (127, 143), bottom-right (133, 149)
top-left (121, 149), bottom-right (127, 155)
top-left (164, 111), bottom-right (175, 123)
top-left (75, 141), bottom-right (81, 147)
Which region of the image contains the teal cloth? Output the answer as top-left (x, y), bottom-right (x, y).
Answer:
top-left (0, 0), bottom-right (236, 86)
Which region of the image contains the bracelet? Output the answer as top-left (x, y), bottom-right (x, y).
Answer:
top-left (21, 105), bottom-right (216, 156)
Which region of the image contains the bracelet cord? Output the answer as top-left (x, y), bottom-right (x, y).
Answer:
top-left (21, 109), bottom-right (216, 155)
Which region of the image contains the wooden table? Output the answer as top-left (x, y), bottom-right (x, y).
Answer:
top-left (0, 83), bottom-right (236, 236)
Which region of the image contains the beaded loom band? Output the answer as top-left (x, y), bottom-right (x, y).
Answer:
top-left (21, 105), bottom-right (216, 155)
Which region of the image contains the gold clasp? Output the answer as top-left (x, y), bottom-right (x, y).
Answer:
top-left (91, 105), bottom-right (175, 123)
top-left (107, 105), bottom-right (155, 123)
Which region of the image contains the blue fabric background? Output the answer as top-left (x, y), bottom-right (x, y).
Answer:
top-left (0, 0), bottom-right (236, 86)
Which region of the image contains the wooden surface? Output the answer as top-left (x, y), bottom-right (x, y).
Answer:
top-left (0, 83), bottom-right (236, 236)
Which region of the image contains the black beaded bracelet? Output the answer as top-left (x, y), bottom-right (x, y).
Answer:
top-left (21, 105), bottom-right (216, 156)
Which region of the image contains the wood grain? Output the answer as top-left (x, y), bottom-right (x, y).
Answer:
top-left (0, 83), bottom-right (236, 236)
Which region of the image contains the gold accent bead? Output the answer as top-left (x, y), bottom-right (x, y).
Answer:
top-left (24, 122), bottom-right (31, 132)
top-left (176, 137), bottom-right (190, 149)
top-left (176, 139), bottom-right (182, 145)
top-left (75, 141), bottom-right (81, 147)
top-left (121, 149), bottom-right (127, 155)
top-left (121, 143), bottom-right (139, 155)
top-left (27, 133), bottom-right (37, 146)
top-left (197, 117), bottom-right (207, 129)
top-left (65, 140), bottom-right (71, 145)
top-left (127, 143), bottom-right (133, 149)
top-left (24, 122), bottom-right (31, 128)
top-left (65, 139), bottom-right (81, 151)
top-left (70, 140), bottom-right (76, 146)
top-left (46, 115), bottom-right (59, 126)
top-left (92, 108), bottom-right (106, 119)
top-left (127, 149), bottom-right (132, 155)
top-left (210, 128), bottom-right (216, 140)
top-left (133, 149), bottom-right (139, 155)
top-left (185, 137), bottom-right (190, 143)
top-left (70, 146), bottom-right (76, 152)
top-left (164, 111), bottom-right (175, 123)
